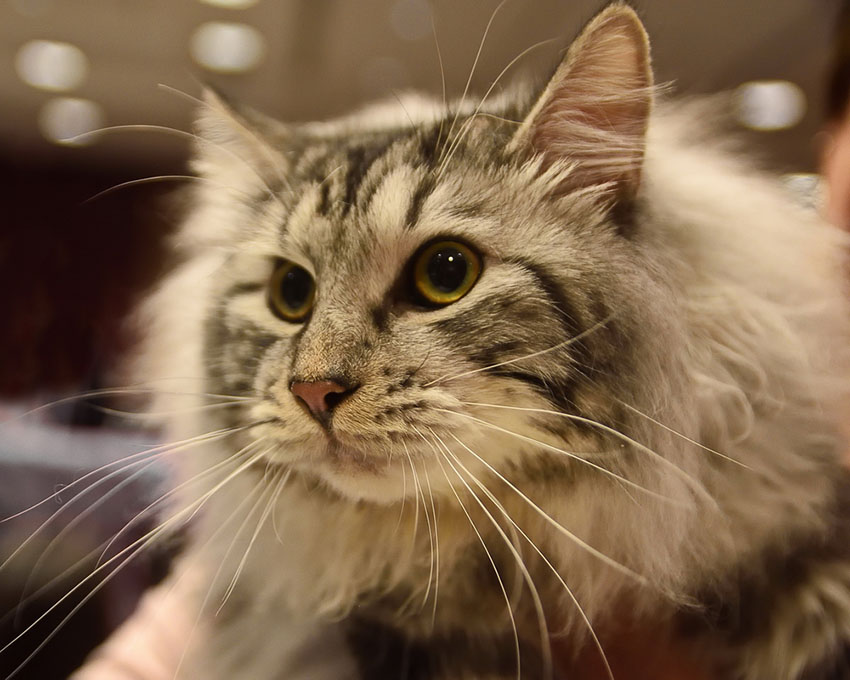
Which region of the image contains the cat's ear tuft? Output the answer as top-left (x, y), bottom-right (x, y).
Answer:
top-left (192, 87), bottom-right (288, 190)
top-left (511, 4), bottom-right (653, 200)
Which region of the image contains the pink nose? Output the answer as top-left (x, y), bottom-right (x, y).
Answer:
top-left (290, 380), bottom-right (354, 419)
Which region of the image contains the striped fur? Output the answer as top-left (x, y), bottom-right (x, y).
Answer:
top-left (84, 5), bottom-right (850, 679)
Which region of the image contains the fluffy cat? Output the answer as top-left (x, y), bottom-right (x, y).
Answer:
top-left (75, 4), bottom-right (850, 679)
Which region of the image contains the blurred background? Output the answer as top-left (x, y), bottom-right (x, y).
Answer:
top-left (0, 0), bottom-right (846, 677)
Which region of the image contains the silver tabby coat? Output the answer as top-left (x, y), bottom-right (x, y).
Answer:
top-left (79, 4), bottom-right (850, 679)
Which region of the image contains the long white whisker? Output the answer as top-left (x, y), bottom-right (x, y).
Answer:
top-left (411, 427), bottom-right (441, 628)
top-left (437, 37), bottom-right (556, 177)
top-left (0, 424), bottom-right (253, 574)
top-left (172, 459), bottom-right (281, 679)
top-left (271, 469), bottom-right (292, 545)
top-left (444, 433), bottom-right (613, 680)
top-left (407, 438), bottom-right (436, 611)
top-left (439, 408), bottom-right (678, 506)
top-left (0, 444), bottom-right (268, 673)
top-left (462, 401), bottom-right (716, 505)
top-left (439, 0), bottom-right (509, 163)
top-left (96, 438), bottom-right (266, 569)
top-left (434, 433), bottom-right (551, 680)
top-left (619, 400), bottom-right (751, 469)
top-left (217, 468), bottom-right (287, 614)
top-left (424, 313), bottom-right (616, 387)
top-left (430, 9), bottom-right (448, 148)
top-left (432, 441), bottom-right (522, 680)
top-left (2, 385), bottom-right (256, 427)
top-left (83, 175), bottom-right (243, 204)
top-left (445, 430), bottom-right (649, 587)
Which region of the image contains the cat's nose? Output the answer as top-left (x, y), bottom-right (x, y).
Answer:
top-left (290, 379), bottom-right (358, 424)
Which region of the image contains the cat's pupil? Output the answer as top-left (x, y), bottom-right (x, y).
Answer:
top-left (281, 266), bottom-right (312, 309)
top-left (427, 247), bottom-right (468, 293)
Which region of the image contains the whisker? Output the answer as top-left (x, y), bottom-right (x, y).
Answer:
top-left (619, 400), bottom-right (751, 469)
top-left (2, 385), bottom-right (257, 426)
top-left (444, 433), bottom-right (613, 680)
top-left (420, 462), bottom-right (441, 630)
top-left (437, 37), bottom-right (557, 177)
top-left (217, 467), bottom-right (288, 614)
top-left (445, 430), bottom-right (649, 587)
top-left (0, 426), bottom-right (250, 582)
top-left (438, 408), bottom-right (679, 506)
top-left (394, 451), bottom-right (409, 535)
top-left (83, 175), bottom-right (246, 204)
top-left (433, 432), bottom-right (552, 680)
top-left (1, 422), bottom-right (257, 527)
top-left (430, 9), bottom-right (448, 148)
top-left (400, 441), bottom-right (426, 582)
top-left (431, 441), bottom-right (522, 680)
top-left (172, 457), bottom-right (280, 679)
top-left (411, 427), bottom-right (441, 627)
top-left (461, 401), bottom-right (715, 505)
top-left (271, 469), bottom-right (292, 545)
top-left (423, 313), bottom-right (617, 387)
top-left (0, 446), bottom-right (267, 672)
top-left (407, 437), bottom-right (436, 611)
top-left (13, 457), bottom-right (161, 622)
top-left (438, 0), bottom-right (509, 164)
top-left (96, 438), bottom-right (267, 569)
top-left (92, 398), bottom-right (253, 421)
top-left (158, 82), bottom-right (205, 107)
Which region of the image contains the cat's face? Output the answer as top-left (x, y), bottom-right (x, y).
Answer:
top-left (189, 6), bottom-right (668, 503)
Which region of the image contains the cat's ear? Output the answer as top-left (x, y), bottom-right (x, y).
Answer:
top-left (192, 88), bottom-right (288, 191)
top-left (510, 4), bottom-right (653, 200)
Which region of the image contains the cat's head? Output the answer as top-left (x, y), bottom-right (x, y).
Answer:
top-left (174, 5), bottom-right (684, 503)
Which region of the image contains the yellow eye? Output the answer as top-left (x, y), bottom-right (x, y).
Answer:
top-left (268, 260), bottom-right (315, 322)
top-left (412, 240), bottom-right (482, 306)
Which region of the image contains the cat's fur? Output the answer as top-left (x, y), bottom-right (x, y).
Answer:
top-left (82, 4), bottom-right (850, 679)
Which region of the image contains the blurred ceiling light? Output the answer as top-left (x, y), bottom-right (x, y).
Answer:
top-left (390, 0), bottom-right (432, 41)
top-left (190, 22), bottom-right (265, 73)
top-left (735, 80), bottom-right (806, 132)
top-left (15, 40), bottom-right (88, 91)
top-left (38, 98), bottom-right (104, 146)
top-left (199, 0), bottom-right (259, 7)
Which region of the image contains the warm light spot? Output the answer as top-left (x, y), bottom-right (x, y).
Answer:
top-left (735, 80), bottom-right (806, 132)
top-left (190, 22), bottom-right (265, 73)
top-left (15, 40), bottom-right (88, 92)
top-left (38, 98), bottom-right (105, 146)
top-left (199, 0), bottom-right (259, 7)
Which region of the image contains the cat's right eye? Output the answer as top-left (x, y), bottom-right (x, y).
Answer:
top-left (268, 260), bottom-right (315, 323)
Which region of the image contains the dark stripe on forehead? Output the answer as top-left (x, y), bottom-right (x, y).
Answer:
top-left (317, 179), bottom-right (332, 216)
top-left (341, 139), bottom-right (395, 216)
top-left (419, 123), bottom-right (445, 168)
top-left (405, 175), bottom-right (437, 229)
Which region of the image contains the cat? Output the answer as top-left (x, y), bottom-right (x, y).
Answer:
top-left (71, 3), bottom-right (850, 679)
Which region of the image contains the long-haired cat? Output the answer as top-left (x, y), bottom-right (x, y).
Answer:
top-left (72, 3), bottom-right (850, 679)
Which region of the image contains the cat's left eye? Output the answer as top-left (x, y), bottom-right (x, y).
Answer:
top-left (268, 260), bottom-right (315, 322)
top-left (411, 240), bottom-right (482, 306)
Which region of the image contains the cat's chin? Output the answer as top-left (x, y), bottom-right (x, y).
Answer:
top-left (289, 437), bottom-right (414, 505)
